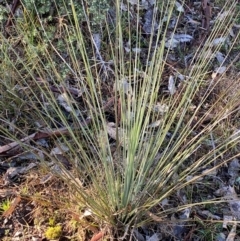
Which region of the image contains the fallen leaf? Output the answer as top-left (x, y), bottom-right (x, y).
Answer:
top-left (50, 144), bottom-right (69, 155)
top-left (216, 233), bottom-right (226, 241)
top-left (173, 34), bottom-right (193, 43)
top-left (215, 66), bottom-right (227, 74)
top-left (226, 222), bottom-right (237, 241)
top-left (147, 120), bottom-right (162, 128)
top-left (223, 215), bottom-right (233, 228)
top-left (152, 103), bottom-right (169, 114)
top-left (146, 233), bottom-right (161, 241)
top-left (212, 37), bottom-right (227, 46)
top-left (93, 33), bottom-right (101, 52)
top-left (143, 7), bottom-right (159, 34)
top-left (200, 210), bottom-right (221, 220)
top-left (175, 1), bottom-right (184, 12)
top-left (215, 52), bottom-right (225, 64)
top-left (215, 186), bottom-right (240, 220)
top-left (114, 79), bottom-right (132, 95)
top-left (165, 37), bottom-right (179, 49)
top-left (228, 158), bottom-right (240, 185)
top-left (211, 66), bottom-right (227, 79)
top-left (106, 122), bottom-right (128, 147)
top-left (217, 11), bottom-right (231, 21)
top-left (132, 47), bottom-right (141, 53)
top-left (0, 189), bottom-right (17, 198)
top-left (168, 75), bottom-right (176, 95)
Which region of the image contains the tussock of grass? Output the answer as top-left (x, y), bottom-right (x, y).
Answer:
top-left (0, 0), bottom-right (240, 239)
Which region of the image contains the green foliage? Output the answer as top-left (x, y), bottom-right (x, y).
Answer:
top-left (0, 198), bottom-right (11, 213)
top-left (45, 225), bottom-right (62, 240)
top-left (22, 0), bottom-right (52, 16)
top-left (48, 217), bottom-right (56, 226)
top-left (21, 0), bottom-right (111, 26)
top-left (0, 5), bottom-right (8, 22)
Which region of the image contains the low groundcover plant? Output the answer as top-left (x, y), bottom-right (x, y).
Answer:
top-left (0, 0), bottom-right (240, 239)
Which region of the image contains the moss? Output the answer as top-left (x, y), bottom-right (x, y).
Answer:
top-left (45, 226), bottom-right (62, 240)
top-left (21, 0), bottom-right (111, 26)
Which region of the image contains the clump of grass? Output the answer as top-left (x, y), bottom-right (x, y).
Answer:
top-left (0, 0), bottom-right (240, 239)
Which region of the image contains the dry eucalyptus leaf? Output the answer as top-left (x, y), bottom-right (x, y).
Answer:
top-left (200, 210), bottom-right (221, 220)
top-left (16, 152), bottom-right (41, 161)
top-left (147, 120), bottom-right (162, 128)
top-left (215, 52), bottom-right (225, 64)
top-left (120, 3), bottom-right (128, 11)
top-left (229, 28), bottom-right (235, 38)
top-left (168, 75), bottom-right (176, 95)
top-left (223, 215), bottom-right (233, 228)
top-left (165, 38), bottom-right (179, 49)
top-left (58, 93), bottom-right (73, 112)
top-left (40, 173), bottom-right (53, 184)
top-left (215, 66), bottom-right (227, 74)
top-left (186, 16), bottom-right (201, 25)
top-left (124, 40), bottom-right (131, 53)
top-left (202, 167), bottom-right (217, 176)
top-left (114, 79), bottom-right (132, 95)
top-left (226, 222), bottom-right (237, 241)
top-left (217, 11), bottom-right (231, 21)
top-left (127, 0), bottom-right (138, 5)
top-left (175, 1), bottom-right (184, 12)
top-left (133, 229), bottom-right (145, 241)
top-left (4, 163), bottom-right (37, 185)
top-left (216, 186), bottom-right (240, 220)
top-left (146, 233), bottom-right (161, 241)
top-left (142, 0), bottom-right (155, 8)
top-left (177, 74), bottom-right (185, 81)
top-left (92, 33), bottom-right (101, 52)
top-left (212, 66), bottom-right (227, 79)
top-left (0, 189), bottom-right (16, 198)
top-left (216, 233), bottom-right (226, 241)
top-left (153, 103), bottom-right (169, 114)
top-left (143, 7), bottom-right (159, 34)
top-left (128, 0), bottom-right (155, 9)
top-left (50, 144), bottom-right (69, 155)
top-left (173, 34), bottom-right (193, 43)
top-left (106, 122), bottom-right (128, 148)
top-left (161, 198), bottom-right (169, 207)
top-left (132, 47), bottom-right (142, 53)
top-left (57, 92), bottom-right (70, 103)
top-left (212, 37), bottom-right (227, 46)
top-left (179, 208), bottom-right (191, 219)
top-left (228, 158), bottom-right (240, 178)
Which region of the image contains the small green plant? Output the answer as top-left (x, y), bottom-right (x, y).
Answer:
top-left (0, 198), bottom-right (11, 213)
top-left (48, 217), bottom-right (56, 226)
top-left (0, 5), bottom-right (8, 22)
top-left (45, 225), bottom-right (62, 240)
top-left (21, 0), bottom-right (111, 26)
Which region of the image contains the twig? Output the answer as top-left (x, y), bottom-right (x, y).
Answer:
top-left (0, 127), bottom-right (72, 155)
top-left (5, 0), bottom-right (20, 28)
top-left (0, 96), bottom-right (115, 156)
top-left (90, 230), bottom-right (105, 241)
